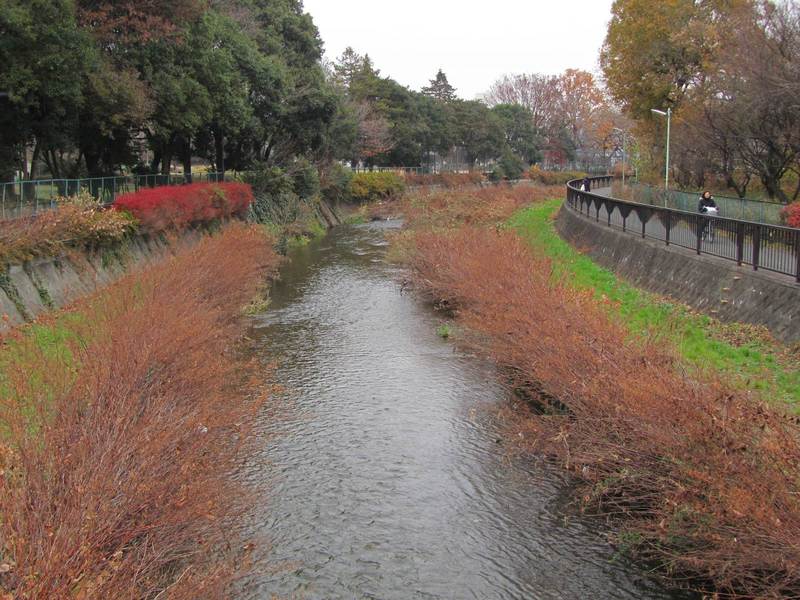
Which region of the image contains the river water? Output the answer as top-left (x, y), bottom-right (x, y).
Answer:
top-left (240, 221), bottom-right (692, 600)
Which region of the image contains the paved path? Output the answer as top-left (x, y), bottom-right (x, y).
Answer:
top-left (576, 187), bottom-right (798, 281)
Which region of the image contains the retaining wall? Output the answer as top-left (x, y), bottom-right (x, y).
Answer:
top-left (556, 205), bottom-right (800, 343)
top-left (0, 232), bottom-right (203, 334)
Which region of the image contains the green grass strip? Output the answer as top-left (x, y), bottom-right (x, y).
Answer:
top-left (508, 199), bottom-right (800, 410)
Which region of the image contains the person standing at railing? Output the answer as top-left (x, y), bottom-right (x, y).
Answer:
top-left (580, 176), bottom-right (591, 192)
top-left (698, 190), bottom-right (718, 242)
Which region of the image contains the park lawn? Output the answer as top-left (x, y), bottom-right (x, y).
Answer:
top-left (508, 199), bottom-right (800, 410)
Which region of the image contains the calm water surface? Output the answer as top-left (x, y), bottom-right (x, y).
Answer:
top-left (239, 221), bottom-right (693, 600)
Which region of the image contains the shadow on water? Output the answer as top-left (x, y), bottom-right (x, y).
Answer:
top-left (237, 221), bottom-right (697, 600)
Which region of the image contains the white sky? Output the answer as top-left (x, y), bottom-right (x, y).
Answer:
top-left (303, 0), bottom-right (615, 99)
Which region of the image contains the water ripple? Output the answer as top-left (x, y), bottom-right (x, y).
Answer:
top-left (238, 223), bottom-right (694, 600)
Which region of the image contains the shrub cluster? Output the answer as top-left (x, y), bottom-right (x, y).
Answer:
top-left (348, 172), bottom-right (406, 203)
top-left (402, 187), bottom-right (800, 598)
top-left (0, 224), bottom-right (280, 597)
top-left (404, 172), bottom-right (485, 188)
top-left (781, 201), bottom-right (800, 228)
top-left (527, 165), bottom-right (588, 185)
top-left (399, 184), bottom-right (562, 231)
top-left (320, 163), bottom-right (355, 205)
top-left (113, 182), bottom-right (253, 231)
top-left (0, 192), bottom-right (136, 265)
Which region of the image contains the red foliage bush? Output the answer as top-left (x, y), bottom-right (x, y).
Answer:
top-left (781, 202), bottom-right (800, 228)
top-left (0, 224), bottom-right (280, 597)
top-left (403, 196), bottom-right (800, 597)
top-left (113, 182), bottom-right (253, 231)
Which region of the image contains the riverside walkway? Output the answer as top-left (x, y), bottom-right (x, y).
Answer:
top-left (568, 178), bottom-right (800, 284)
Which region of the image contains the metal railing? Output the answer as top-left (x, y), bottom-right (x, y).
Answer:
top-left (0, 172), bottom-right (232, 220)
top-left (566, 177), bottom-right (800, 283)
top-left (617, 183), bottom-right (786, 225)
top-left (353, 166), bottom-right (425, 175)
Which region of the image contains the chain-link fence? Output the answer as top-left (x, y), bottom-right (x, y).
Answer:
top-left (614, 183), bottom-right (786, 225)
top-left (0, 172), bottom-right (233, 220)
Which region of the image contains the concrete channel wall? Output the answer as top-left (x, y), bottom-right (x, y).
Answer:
top-left (0, 232), bottom-right (203, 334)
top-left (0, 199), bottom-right (342, 335)
top-left (556, 205), bottom-right (800, 343)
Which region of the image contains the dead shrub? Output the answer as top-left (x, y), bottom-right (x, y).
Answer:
top-left (0, 223), bottom-right (280, 598)
top-left (0, 192), bottom-right (136, 264)
top-left (406, 223), bottom-right (800, 598)
top-left (400, 183), bottom-right (562, 230)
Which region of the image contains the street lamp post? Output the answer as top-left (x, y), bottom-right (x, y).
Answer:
top-left (613, 127), bottom-right (627, 188)
top-left (651, 108), bottom-right (671, 192)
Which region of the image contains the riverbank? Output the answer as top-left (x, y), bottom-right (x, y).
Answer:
top-left (393, 185), bottom-right (800, 598)
top-left (510, 200), bottom-right (800, 410)
top-left (239, 217), bottom-right (688, 599)
top-left (0, 224), bottom-right (280, 597)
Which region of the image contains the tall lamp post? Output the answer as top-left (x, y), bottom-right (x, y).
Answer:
top-left (613, 127), bottom-right (627, 188)
top-left (650, 108), bottom-right (671, 191)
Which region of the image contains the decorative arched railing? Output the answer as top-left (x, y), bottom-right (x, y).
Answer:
top-left (566, 177), bottom-right (800, 283)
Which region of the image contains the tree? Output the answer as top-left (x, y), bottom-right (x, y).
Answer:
top-left (699, 1), bottom-right (800, 201)
top-left (452, 100), bottom-right (504, 166)
top-left (333, 46), bottom-right (366, 88)
top-left (484, 73), bottom-right (560, 132)
top-left (490, 104), bottom-right (541, 164)
top-left (484, 69), bottom-right (609, 167)
top-left (421, 69), bottom-right (457, 102)
top-left (602, 0), bottom-right (800, 200)
top-left (600, 0), bottom-right (729, 119)
top-left (0, 0), bottom-right (95, 180)
top-left (555, 69), bottom-right (605, 152)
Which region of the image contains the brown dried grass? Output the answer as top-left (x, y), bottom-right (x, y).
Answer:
top-left (0, 194), bottom-right (136, 265)
top-left (404, 191), bottom-right (800, 597)
top-left (401, 183), bottom-right (563, 230)
top-left (0, 223), bottom-right (280, 598)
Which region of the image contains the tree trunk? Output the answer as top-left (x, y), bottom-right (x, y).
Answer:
top-left (161, 151), bottom-right (172, 176)
top-left (50, 149), bottom-right (65, 179)
top-left (150, 147), bottom-right (162, 175)
top-left (84, 151), bottom-right (101, 179)
top-left (214, 127), bottom-right (225, 177)
top-left (181, 136), bottom-right (193, 183)
top-left (29, 141), bottom-right (41, 180)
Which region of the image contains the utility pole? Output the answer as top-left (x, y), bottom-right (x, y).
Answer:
top-left (613, 127), bottom-right (627, 188)
top-left (651, 108), bottom-right (672, 194)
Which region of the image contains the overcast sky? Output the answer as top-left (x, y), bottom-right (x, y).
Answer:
top-left (303, 0), bottom-right (615, 99)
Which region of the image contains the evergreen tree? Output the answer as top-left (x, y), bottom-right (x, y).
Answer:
top-left (333, 47), bottom-right (366, 88)
top-left (421, 69), bottom-right (457, 102)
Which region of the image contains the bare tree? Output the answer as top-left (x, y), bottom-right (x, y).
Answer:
top-left (353, 100), bottom-right (393, 160)
top-left (483, 73), bottom-right (560, 132)
top-left (660, 0), bottom-right (800, 200)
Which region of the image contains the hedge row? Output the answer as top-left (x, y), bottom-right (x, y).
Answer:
top-left (782, 202), bottom-right (800, 228)
top-left (113, 182), bottom-right (253, 231)
top-left (348, 172), bottom-right (406, 202)
top-left (527, 166), bottom-right (587, 185)
top-left (0, 183), bottom-right (255, 266)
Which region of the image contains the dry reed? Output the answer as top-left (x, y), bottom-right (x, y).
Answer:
top-left (0, 223), bottom-right (280, 598)
top-left (403, 187), bottom-right (800, 598)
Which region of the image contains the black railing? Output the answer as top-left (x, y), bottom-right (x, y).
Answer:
top-left (566, 177), bottom-right (800, 283)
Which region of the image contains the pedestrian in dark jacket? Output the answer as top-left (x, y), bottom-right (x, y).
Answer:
top-left (698, 190), bottom-right (717, 213)
top-left (581, 177), bottom-right (591, 192)
top-left (698, 191), bottom-right (718, 242)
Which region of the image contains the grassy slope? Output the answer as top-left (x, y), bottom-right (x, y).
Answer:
top-left (508, 199), bottom-right (800, 409)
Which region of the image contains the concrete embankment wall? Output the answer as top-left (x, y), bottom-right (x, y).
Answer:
top-left (0, 231), bottom-right (204, 334)
top-left (556, 205), bottom-right (800, 343)
top-left (0, 198), bottom-right (342, 334)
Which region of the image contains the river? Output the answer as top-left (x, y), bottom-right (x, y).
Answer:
top-left (239, 221), bottom-right (693, 600)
